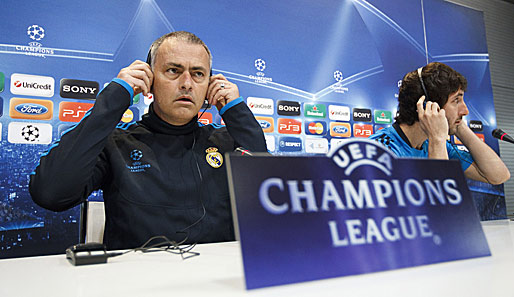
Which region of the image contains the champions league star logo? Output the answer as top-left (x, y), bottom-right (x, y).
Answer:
top-left (254, 59), bottom-right (266, 72)
top-left (130, 149), bottom-right (143, 161)
top-left (331, 69), bottom-right (349, 94)
top-left (21, 124), bottom-right (40, 142)
top-left (18, 24), bottom-right (53, 57)
top-left (27, 25), bottom-right (45, 41)
top-left (249, 58), bottom-right (273, 84)
top-left (333, 70), bottom-right (343, 82)
top-left (126, 149), bottom-right (151, 173)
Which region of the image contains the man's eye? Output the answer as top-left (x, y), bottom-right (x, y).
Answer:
top-left (167, 68), bottom-right (178, 74)
top-left (194, 71), bottom-right (205, 77)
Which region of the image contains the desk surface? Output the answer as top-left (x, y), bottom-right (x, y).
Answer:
top-left (1, 220), bottom-right (514, 297)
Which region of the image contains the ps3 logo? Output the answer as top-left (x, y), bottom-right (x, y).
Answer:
top-left (278, 118), bottom-right (301, 134)
top-left (59, 101), bottom-right (93, 122)
top-left (62, 109), bottom-right (87, 118)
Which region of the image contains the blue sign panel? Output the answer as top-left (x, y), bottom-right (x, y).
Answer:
top-left (227, 139), bottom-right (490, 289)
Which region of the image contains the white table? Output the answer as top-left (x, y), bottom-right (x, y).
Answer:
top-left (1, 220), bottom-right (514, 297)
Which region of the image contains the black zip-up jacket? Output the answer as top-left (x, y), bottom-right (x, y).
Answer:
top-left (29, 81), bottom-right (267, 249)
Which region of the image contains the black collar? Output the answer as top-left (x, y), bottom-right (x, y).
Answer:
top-left (393, 122), bottom-right (414, 148)
top-left (139, 103), bottom-right (198, 135)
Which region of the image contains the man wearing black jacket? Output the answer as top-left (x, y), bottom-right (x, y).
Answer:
top-left (29, 31), bottom-right (267, 249)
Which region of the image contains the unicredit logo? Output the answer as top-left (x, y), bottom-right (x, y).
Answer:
top-left (10, 73), bottom-right (54, 97)
top-left (15, 81), bottom-right (51, 90)
top-left (247, 97), bottom-right (274, 115)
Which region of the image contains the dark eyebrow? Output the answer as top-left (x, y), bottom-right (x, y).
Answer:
top-left (191, 66), bottom-right (208, 72)
top-left (165, 62), bottom-right (184, 69)
top-left (164, 63), bottom-right (207, 72)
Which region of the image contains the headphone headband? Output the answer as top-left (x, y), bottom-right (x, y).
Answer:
top-left (417, 67), bottom-right (429, 101)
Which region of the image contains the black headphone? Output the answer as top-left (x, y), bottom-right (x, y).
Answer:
top-left (146, 47), bottom-right (212, 108)
top-left (417, 67), bottom-right (430, 108)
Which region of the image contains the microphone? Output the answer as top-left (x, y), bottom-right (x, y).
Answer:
top-left (235, 147), bottom-right (253, 156)
top-left (492, 128), bottom-right (514, 144)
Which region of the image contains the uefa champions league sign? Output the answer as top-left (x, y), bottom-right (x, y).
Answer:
top-left (227, 139), bottom-right (490, 289)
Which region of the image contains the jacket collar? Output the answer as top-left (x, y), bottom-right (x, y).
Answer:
top-left (139, 103), bottom-right (198, 135)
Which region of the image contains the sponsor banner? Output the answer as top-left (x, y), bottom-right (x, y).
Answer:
top-left (374, 125), bottom-right (389, 132)
top-left (469, 120), bottom-right (483, 132)
top-left (9, 98), bottom-right (53, 120)
top-left (60, 78), bottom-right (99, 100)
top-left (10, 73), bottom-right (54, 97)
top-left (304, 103), bottom-right (326, 118)
top-left (265, 135), bottom-right (275, 152)
top-left (278, 136), bottom-right (302, 152)
top-left (353, 124), bottom-right (373, 137)
top-left (328, 105), bottom-right (350, 121)
top-left (305, 137), bottom-right (329, 154)
top-left (0, 72), bottom-right (4, 92)
top-left (132, 93), bottom-right (141, 104)
top-left (227, 139), bottom-right (490, 289)
top-left (329, 122), bottom-right (351, 138)
top-left (277, 100), bottom-right (301, 116)
top-left (374, 110), bottom-right (393, 124)
top-left (330, 138), bottom-right (346, 150)
top-left (353, 108), bottom-right (372, 122)
top-left (59, 101), bottom-right (94, 122)
top-left (121, 107), bottom-right (140, 123)
top-left (58, 124), bottom-right (75, 137)
top-left (198, 112), bottom-right (213, 125)
top-left (255, 116), bottom-right (274, 133)
top-left (247, 97), bottom-right (274, 115)
top-left (305, 120), bottom-right (327, 136)
top-left (278, 118), bottom-right (301, 134)
top-left (8, 122), bottom-right (52, 144)
top-left (144, 93), bottom-right (154, 105)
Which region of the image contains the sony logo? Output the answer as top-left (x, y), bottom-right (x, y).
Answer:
top-left (62, 85), bottom-right (97, 94)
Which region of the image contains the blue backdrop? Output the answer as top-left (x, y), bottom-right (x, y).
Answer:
top-left (0, 0), bottom-right (504, 258)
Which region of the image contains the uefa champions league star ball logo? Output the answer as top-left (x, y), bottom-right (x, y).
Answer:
top-left (250, 58), bottom-right (272, 83)
top-left (27, 25), bottom-right (45, 41)
top-left (255, 59), bottom-right (266, 72)
top-left (21, 125), bottom-right (40, 142)
top-left (331, 70), bottom-right (349, 93)
top-left (130, 149), bottom-right (143, 161)
top-left (333, 70), bottom-right (344, 83)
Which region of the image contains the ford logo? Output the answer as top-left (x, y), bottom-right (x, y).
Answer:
top-left (333, 126), bottom-right (348, 134)
top-left (15, 103), bottom-right (48, 115)
top-left (258, 120), bottom-right (271, 129)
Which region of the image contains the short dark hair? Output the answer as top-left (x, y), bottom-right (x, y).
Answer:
top-left (148, 31), bottom-right (212, 70)
top-left (395, 62), bottom-right (467, 125)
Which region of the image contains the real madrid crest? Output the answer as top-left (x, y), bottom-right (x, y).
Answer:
top-left (205, 147), bottom-right (223, 168)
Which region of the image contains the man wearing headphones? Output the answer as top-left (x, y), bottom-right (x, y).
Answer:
top-left (30, 31), bottom-right (267, 249)
top-left (369, 62), bottom-right (509, 184)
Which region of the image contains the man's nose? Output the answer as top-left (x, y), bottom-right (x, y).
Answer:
top-left (180, 71), bottom-right (193, 90)
top-left (460, 101), bottom-right (469, 116)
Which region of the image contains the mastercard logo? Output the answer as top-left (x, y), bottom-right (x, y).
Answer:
top-left (121, 109), bottom-right (134, 123)
top-left (307, 122), bottom-right (325, 135)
